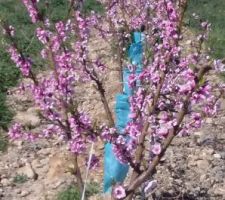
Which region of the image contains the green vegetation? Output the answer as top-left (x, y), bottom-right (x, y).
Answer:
top-left (57, 186), bottom-right (81, 200)
top-left (82, 0), bottom-right (105, 14)
top-left (86, 181), bottom-right (100, 197)
top-left (0, 1), bottom-right (41, 131)
top-left (0, 133), bottom-right (8, 152)
top-left (57, 182), bottom-right (100, 200)
top-left (13, 174), bottom-right (28, 184)
top-left (186, 0), bottom-right (225, 59)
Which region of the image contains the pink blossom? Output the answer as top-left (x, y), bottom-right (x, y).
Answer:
top-left (22, 0), bottom-right (39, 23)
top-left (101, 127), bottom-right (117, 142)
top-left (8, 46), bottom-right (31, 76)
top-left (70, 137), bottom-right (86, 154)
top-left (8, 123), bottom-right (23, 140)
top-left (157, 127), bottom-right (169, 138)
top-left (126, 122), bottom-right (141, 139)
top-left (55, 21), bottom-right (67, 41)
top-left (113, 136), bottom-right (131, 164)
top-left (113, 185), bottom-right (126, 199)
top-left (152, 143), bottom-right (161, 155)
top-left (128, 74), bottom-right (137, 88)
top-left (36, 28), bottom-right (50, 44)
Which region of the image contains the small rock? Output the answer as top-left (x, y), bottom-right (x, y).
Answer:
top-left (205, 118), bottom-right (213, 124)
top-left (27, 107), bottom-right (39, 114)
top-left (206, 148), bottom-right (214, 155)
top-left (213, 184), bottom-right (225, 197)
top-left (1, 174), bottom-right (7, 179)
top-left (194, 131), bottom-right (203, 137)
top-left (15, 189), bottom-right (21, 194)
top-left (217, 133), bottom-right (225, 140)
top-left (32, 159), bottom-right (44, 169)
top-left (11, 161), bottom-right (23, 169)
top-left (39, 158), bottom-right (49, 166)
top-left (200, 149), bottom-right (214, 161)
top-left (214, 171), bottom-right (224, 183)
top-left (220, 152), bottom-right (225, 159)
top-left (0, 188), bottom-right (3, 195)
top-left (185, 40), bottom-right (192, 45)
top-left (1, 178), bottom-right (11, 187)
top-left (51, 180), bottom-right (65, 189)
top-left (89, 194), bottom-right (106, 200)
top-left (196, 160), bottom-right (210, 170)
top-left (20, 190), bottom-right (30, 197)
top-left (14, 110), bottom-right (40, 127)
top-left (12, 140), bottom-right (23, 148)
top-left (37, 148), bottom-right (52, 156)
top-left (187, 155), bottom-right (198, 167)
top-left (17, 162), bottom-right (38, 180)
top-left (174, 179), bottom-right (183, 185)
top-left (213, 154), bottom-right (222, 159)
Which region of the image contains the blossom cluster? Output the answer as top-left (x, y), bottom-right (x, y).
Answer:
top-left (6, 3), bottom-right (99, 159)
top-left (22, 0), bottom-right (39, 23)
top-left (8, 46), bottom-right (31, 76)
top-left (106, 0), bottom-right (221, 165)
top-left (100, 1), bottom-right (223, 198)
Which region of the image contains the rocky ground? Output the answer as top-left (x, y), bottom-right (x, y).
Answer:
top-left (1, 88), bottom-right (225, 200)
top-left (152, 115), bottom-right (225, 200)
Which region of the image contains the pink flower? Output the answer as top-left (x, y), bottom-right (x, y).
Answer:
top-left (113, 185), bottom-right (126, 199)
top-left (36, 28), bottom-right (50, 44)
top-left (50, 36), bottom-right (61, 52)
top-left (8, 123), bottom-right (23, 140)
top-left (22, 0), bottom-right (39, 23)
top-left (152, 143), bottom-right (161, 155)
top-left (8, 46), bottom-right (31, 76)
top-left (157, 127), bottom-right (168, 137)
top-left (69, 137), bottom-right (86, 154)
top-left (179, 80), bottom-right (196, 94)
top-left (55, 21), bottom-right (67, 41)
top-left (128, 74), bottom-right (137, 88)
top-left (101, 127), bottom-right (117, 142)
top-left (40, 48), bottom-right (48, 59)
top-left (126, 122), bottom-right (141, 139)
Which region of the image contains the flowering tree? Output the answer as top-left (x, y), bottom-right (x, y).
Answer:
top-left (2, 0), bottom-right (225, 199)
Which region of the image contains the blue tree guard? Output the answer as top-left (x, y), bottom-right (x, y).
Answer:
top-left (104, 32), bottom-right (144, 193)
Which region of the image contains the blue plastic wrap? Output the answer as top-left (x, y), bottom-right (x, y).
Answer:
top-left (103, 94), bottom-right (130, 192)
top-left (103, 31), bottom-right (144, 193)
top-left (123, 68), bottom-right (133, 96)
top-left (128, 32), bottom-right (145, 65)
